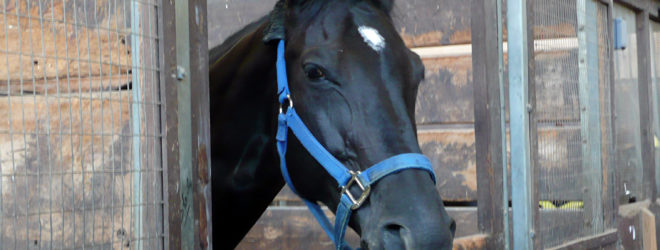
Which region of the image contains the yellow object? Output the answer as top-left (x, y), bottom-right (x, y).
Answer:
top-left (539, 201), bottom-right (556, 209)
top-left (655, 135), bottom-right (659, 148)
top-left (559, 201), bottom-right (584, 209)
top-left (539, 201), bottom-right (584, 209)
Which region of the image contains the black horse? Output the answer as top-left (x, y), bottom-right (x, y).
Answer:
top-left (209, 0), bottom-right (456, 249)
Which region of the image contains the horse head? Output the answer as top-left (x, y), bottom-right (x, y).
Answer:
top-left (263, 0), bottom-right (456, 248)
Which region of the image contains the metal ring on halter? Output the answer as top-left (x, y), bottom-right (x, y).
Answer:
top-left (340, 170), bottom-right (372, 210)
top-left (279, 94), bottom-right (293, 114)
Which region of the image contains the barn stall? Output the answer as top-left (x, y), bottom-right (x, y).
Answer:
top-left (2, 0), bottom-right (660, 249)
top-left (211, 0), bottom-right (660, 249)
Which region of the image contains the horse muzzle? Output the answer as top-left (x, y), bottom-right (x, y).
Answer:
top-left (356, 169), bottom-right (456, 250)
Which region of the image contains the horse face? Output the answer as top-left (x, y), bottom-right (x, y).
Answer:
top-left (281, 0), bottom-right (455, 248)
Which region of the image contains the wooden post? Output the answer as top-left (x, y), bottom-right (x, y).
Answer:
top-left (160, 0), bottom-right (211, 249)
top-left (471, 0), bottom-right (507, 248)
top-left (508, 0), bottom-right (539, 248)
top-left (577, 0), bottom-right (605, 234)
top-left (187, 0), bottom-right (213, 248)
top-left (642, 207), bottom-right (658, 250)
top-left (637, 10), bottom-right (657, 202)
top-left (651, 17), bottom-right (660, 196)
top-left (603, 0), bottom-right (620, 233)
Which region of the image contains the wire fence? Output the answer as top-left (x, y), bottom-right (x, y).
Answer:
top-left (0, 0), bottom-right (163, 248)
top-left (531, 0), bottom-right (616, 247)
top-left (651, 19), bottom-right (660, 198)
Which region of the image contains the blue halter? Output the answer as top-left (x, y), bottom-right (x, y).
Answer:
top-left (275, 40), bottom-right (437, 250)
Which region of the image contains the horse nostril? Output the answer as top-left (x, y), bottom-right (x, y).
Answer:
top-left (381, 223), bottom-right (407, 249)
top-left (385, 223), bottom-right (403, 232)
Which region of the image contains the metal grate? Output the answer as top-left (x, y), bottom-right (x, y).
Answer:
top-left (532, 0), bottom-right (616, 247)
top-left (651, 20), bottom-right (660, 196)
top-left (612, 4), bottom-right (643, 206)
top-left (0, 0), bottom-right (164, 248)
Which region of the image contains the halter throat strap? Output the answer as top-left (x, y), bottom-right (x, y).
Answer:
top-left (274, 40), bottom-right (436, 250)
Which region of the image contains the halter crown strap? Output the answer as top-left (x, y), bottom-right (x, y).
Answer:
top-left (275, 40), bottom-right (436, 250)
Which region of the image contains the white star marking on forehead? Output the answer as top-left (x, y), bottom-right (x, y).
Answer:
top-left (358, 26), bottom-right (386, 52)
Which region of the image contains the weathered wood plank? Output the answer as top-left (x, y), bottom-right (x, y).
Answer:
top-left (188, 0), bottom-right (212, 248)
top-left (415, 56), bottom-right (474, 125)
top-left (471, 0), bottom-right (507, 248)
top-left (236, 206), bottom-right (479, 250)
top-left (159, 0), bottom-right (181, 248)
top-left (394, 0), bottom-right (471, 47)
top-left (641, 207), bottom-right (657, 250)
top-left (546, 229), bottom-right (618, 250)
top-left (617, 201), bottom-right (657, 250)
top-left (452, 234), bottom-right (488, 250)
top-left (238, 206), bottom-right (591, 249)
top-left (636, 10), bottom-right (657, 202)
top-left (236, 207), bottom-right (360, 250)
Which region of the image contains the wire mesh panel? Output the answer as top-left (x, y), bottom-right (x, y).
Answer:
top-left (531, 0), bottom-right (615, 247)
top-left (612, 4), bottom-right (643, 204)
top-left (0, 0), bottom-right (163, 248)
top-left (651, 20), bottom-right (660, 195)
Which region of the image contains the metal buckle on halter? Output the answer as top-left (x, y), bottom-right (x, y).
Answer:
top-left (279, 94), bottom-right (293, 114)
top-left (340, 170), bottom-right (371, 210)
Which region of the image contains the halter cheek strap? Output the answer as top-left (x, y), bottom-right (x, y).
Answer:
top-left (274, 40), bottom-right (437, 250)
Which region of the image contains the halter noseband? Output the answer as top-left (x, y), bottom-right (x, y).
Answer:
top-left (275, 40), bottom-right (437, 250)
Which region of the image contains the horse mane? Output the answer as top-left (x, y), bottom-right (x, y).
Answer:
top-left (208, 15), bottom-right (270, 67)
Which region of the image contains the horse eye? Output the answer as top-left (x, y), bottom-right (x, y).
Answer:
top-left (304, 65), bottom-right (326, 81)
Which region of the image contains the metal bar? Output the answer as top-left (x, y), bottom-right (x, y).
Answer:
top-left (526, 1), bottom-right (541, 248)
top-left (0, 0), bottom-right (9, 246)
top-left (607, 0), bottom-right (620, 226)
top-left (108, 0), bottom-right (122, 247)
top-left (24, 0), bottom-right (45, 247)
top-left (92, 0), bottom-right (105, 245)
top-left (508, 0), bottom-right (536, 248)
top-left (471, 0), bottom-right (507, 248)
top-left (578, 0), bottom-right (605, 234)
top-left (546, 229), bottom-right (619, 250)
top-left (496, 0), bottom-right (510, 248)
top-left (637, 10), bottom-right (657, 201)
top-left (71, 0), bottom-right (84, 246)
top-left (47, 0), bottom-right (64, 246)
top-left (131, 1), bottom-right (145, 249)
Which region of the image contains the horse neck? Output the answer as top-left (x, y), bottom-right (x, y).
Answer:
top-left (210, 22), bottom-right (285, 248)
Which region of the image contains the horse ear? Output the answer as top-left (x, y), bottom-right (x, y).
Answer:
top-left (263, 1), bottom-right (287, 44)
top-left (372, 0), bottom-right (394, 13)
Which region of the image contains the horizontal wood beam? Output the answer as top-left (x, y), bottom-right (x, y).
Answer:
top-left (412, 38), bottom-right (579, 58)
top-left (453, 234), bottom-right (489, 250)
top-left (546, 230), bottom-right (618, 250)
